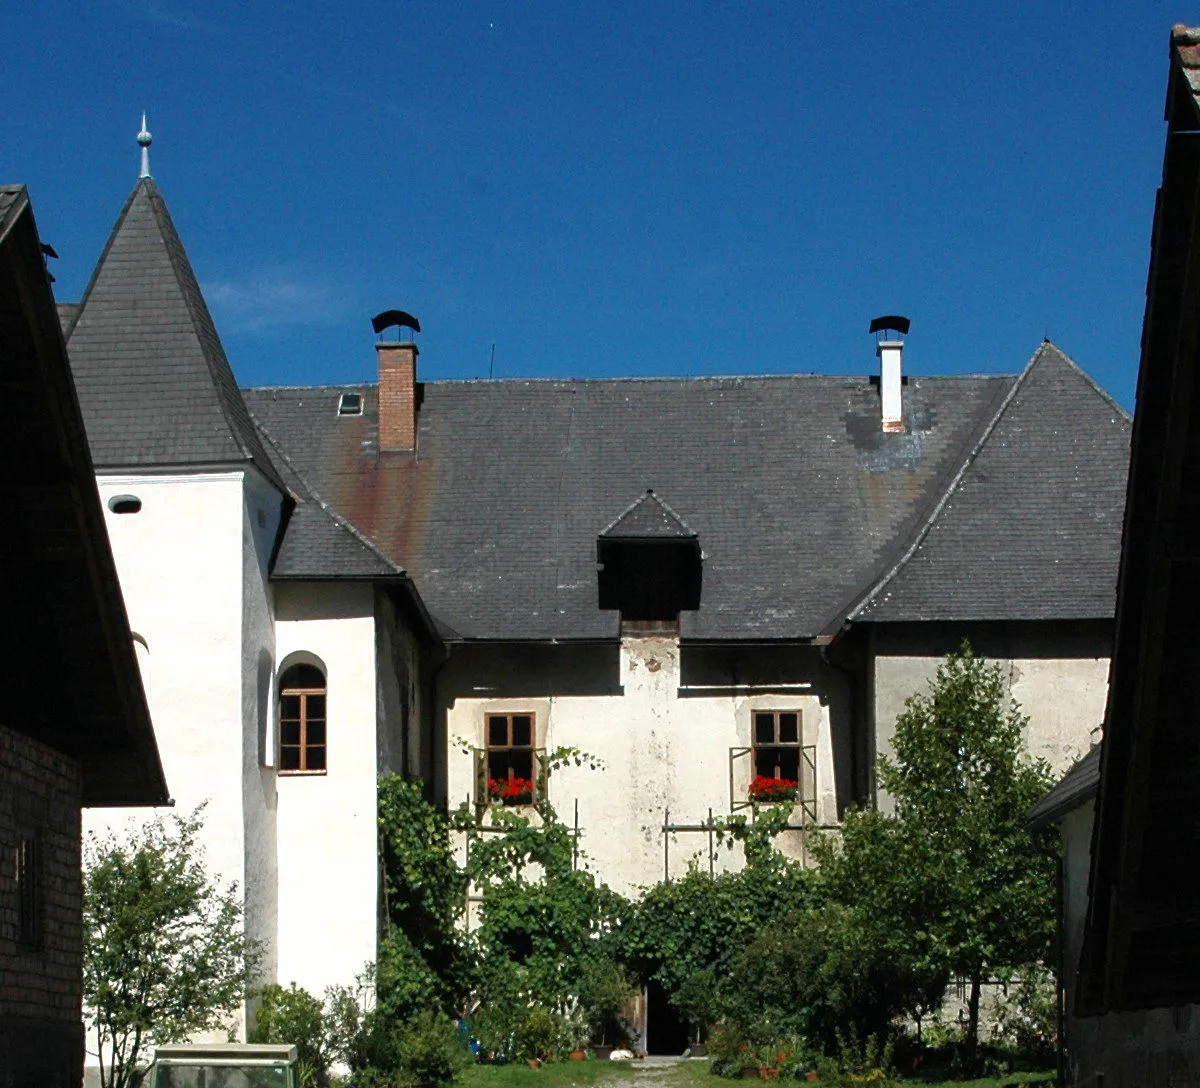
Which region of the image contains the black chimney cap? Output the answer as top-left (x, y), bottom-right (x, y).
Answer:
top-left (869, 315), bottom-right (911, 335)
top-left (372, 310), bottom-right (421, 336)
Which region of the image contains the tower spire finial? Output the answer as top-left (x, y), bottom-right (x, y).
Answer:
top-left (137, 113), bottom-right (152, 180)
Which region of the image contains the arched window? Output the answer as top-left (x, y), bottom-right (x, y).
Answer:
top-left (279, 663), bottom-right (327, 774)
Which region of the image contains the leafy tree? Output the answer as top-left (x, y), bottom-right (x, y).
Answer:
top-left (377, 776), bottom-right (471, 1018)
top-left (84, 807), bottom-right (260, 1088)
top-left (459, 791), bottom-right (629, 1052)
top-left (621, 811), bottom-right (814, 1038)
top-left (817, 643), bottom-right (1056, 1058)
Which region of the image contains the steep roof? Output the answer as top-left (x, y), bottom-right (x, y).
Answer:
top-left (1028, 744), bottom-right (1101, 829)
top-left (0, 184), bottom-right (167, 805)
top-left (245, 371), bottom-right (1025, 640)
top-left (852, 343), bottom-right (1130, 622)
top-left (65, 178), bottom-right (284, 490)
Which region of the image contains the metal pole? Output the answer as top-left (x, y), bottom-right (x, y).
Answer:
top-left (708, 807), bottom-right (714, 877)
top-left (664, 807), bottom-right (670, 882)
top-left (573, 797), bottom-right (579, 871)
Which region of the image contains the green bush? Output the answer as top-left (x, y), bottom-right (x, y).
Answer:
top-left (350, 1009), bottom-right (469, 1088)
top-left (251, 983), bottom-right (344, 1087)
top-left (992, 964), bottom-right (1057, 1063)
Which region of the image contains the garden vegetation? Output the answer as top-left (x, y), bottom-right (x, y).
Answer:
top-left (85, 645), bottom-right (1059, 1086)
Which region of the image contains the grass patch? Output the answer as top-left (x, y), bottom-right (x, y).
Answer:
top-left (460, 1058), bottom-right (648, 1088)
top-left (458, 1059), bottom-right (1054, 1088)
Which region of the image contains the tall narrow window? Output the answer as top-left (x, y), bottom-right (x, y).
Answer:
top-left (486, 713), bottom-right (535, 804)
top-left (750, 710), bottom-right (801, 801)
top-left (16, 836), bottom-right (41, 949)
top-left (279, 664), bottom-right (327, 774)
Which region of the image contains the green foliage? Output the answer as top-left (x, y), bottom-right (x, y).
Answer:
top-left (351, 1009), bottom-right (471, 1088)
top-left (251, 984), bottom-right (329, 1086)
top-left (83, 807), bottom-right (260, 1088)
top-left (378, 776), bottom-right (472, 1016)
top-left (991, 964), bottom-right (1057, 1063)
top-left (456, 782), bottom-right (629, 1059)
top-left (817, 643), bottom-right (1057, 1056)
top-left (250, 981), bottom-right (368, 1086)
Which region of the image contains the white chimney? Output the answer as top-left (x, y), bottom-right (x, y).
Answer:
top-left (878, 339), bottom-right (904, 432)
top-left (870, 315), bottom-right (910, 433)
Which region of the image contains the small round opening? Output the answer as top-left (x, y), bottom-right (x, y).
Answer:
top-left (108, 495), bottom-right (142, 515)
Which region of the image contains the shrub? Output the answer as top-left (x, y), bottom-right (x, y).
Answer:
top-left (992, 964), bottom-right (1057, 1063)
top-left (350, 1009), bottom-right (469, 1088)
top-left (250, 984), bottom-right (329, 1086)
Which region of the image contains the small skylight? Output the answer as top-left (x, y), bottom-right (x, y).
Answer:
top-left (338, 392), bottom-right (363, 416)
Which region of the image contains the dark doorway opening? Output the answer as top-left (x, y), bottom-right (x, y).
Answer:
top-left (645, 977), bottom-right (690, 1055)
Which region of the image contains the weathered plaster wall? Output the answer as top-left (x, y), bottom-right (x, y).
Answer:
top-left (443, 640), bottom-right (842, 899)
top-left (274, 582), bottom-right (379, 996)
top-left (869, 623), bottom-right (1111, 808)
top-left (375, 590), bottom-right (422, 777)
top-left (0, 724), bottom-right (84, 1087)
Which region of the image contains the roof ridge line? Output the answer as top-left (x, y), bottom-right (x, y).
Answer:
top-left (1041, 339), bottom-right (1133, 423)
top-left (846, 348), bottom-right (1043, 621)
top-left (65, 180), bottom-right (144, 341)
top-left (598, 488), bottom-right (696, 538)
top-left (142, 183), bottom-right (287, 489)
top-left (248, 408), bottom-right (405, 575)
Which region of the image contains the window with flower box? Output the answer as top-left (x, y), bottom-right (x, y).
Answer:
top-left (476, 712), bottom-right (545, 806)
top-left (729, 709), bottom-right (816, 816)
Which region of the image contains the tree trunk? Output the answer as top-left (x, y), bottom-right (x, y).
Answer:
top-left (965, 973), bottom-right (983, 1058)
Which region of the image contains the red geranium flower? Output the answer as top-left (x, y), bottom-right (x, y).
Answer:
top-left (748, 775), bottom-right (799, 802)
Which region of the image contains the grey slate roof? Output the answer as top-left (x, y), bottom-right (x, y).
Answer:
top-left (245, 372), bottom-right (1022, 640)
top-left (65, 179), bottom-right (284, 491)
top-left (852, 343), bottom-right (1130, 622)
top-left (600, 490), bottom-right (697, 540)
top-left (0, 185), bottom-right (24, 239)
top-left (1028, 744), bottom-right (1101, 829)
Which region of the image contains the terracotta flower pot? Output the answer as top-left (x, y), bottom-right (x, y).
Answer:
top-left (804, 1072), bottom-right (820, 1083)
top-left (759, 1067), bottom-right (781, 1081)
top-left (569, 1050), bottom-right (586, 1061)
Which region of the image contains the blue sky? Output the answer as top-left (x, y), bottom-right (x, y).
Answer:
top-left (4, 3), bottom-right (1186, 409)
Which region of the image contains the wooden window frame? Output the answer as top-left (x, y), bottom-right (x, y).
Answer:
top-left (752, 710), bottom-right (803, 778)
top-left (279, 669), bottom-right (327, 776)
top-left (484, 712), bottom-right (538, 806)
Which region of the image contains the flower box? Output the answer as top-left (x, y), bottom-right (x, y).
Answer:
top-left (487, 776), bottom-right (535, 804)
top-left (747, 775), bottom-right (799, 803)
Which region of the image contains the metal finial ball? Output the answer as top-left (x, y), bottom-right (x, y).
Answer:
top-left (138, 128), bottom-right (152, 147)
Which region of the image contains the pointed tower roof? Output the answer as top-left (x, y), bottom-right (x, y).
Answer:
top-left (66, 177), bottom-right (284, 491)
top-left (850, 342), bottom-right (1131, 622)
top-left (599, 489), bottom-right (697, 541)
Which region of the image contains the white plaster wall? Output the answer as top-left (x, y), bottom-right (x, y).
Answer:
top-left (274, 582), bottom-right (379, 996)
top-left (241, 470), bottom-right (284, 991)
top-left (83, 471), bottom-right (259, 1052)
top-left (446, 637), bottom-right (836, 900)
top-left (85, 472), bottom-right (250, 889)
top-left (872, 653), bottom-right (1109, 804)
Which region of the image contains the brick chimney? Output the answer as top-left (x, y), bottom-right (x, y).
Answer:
top-left (377, 340), bottom-right (419, 451)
